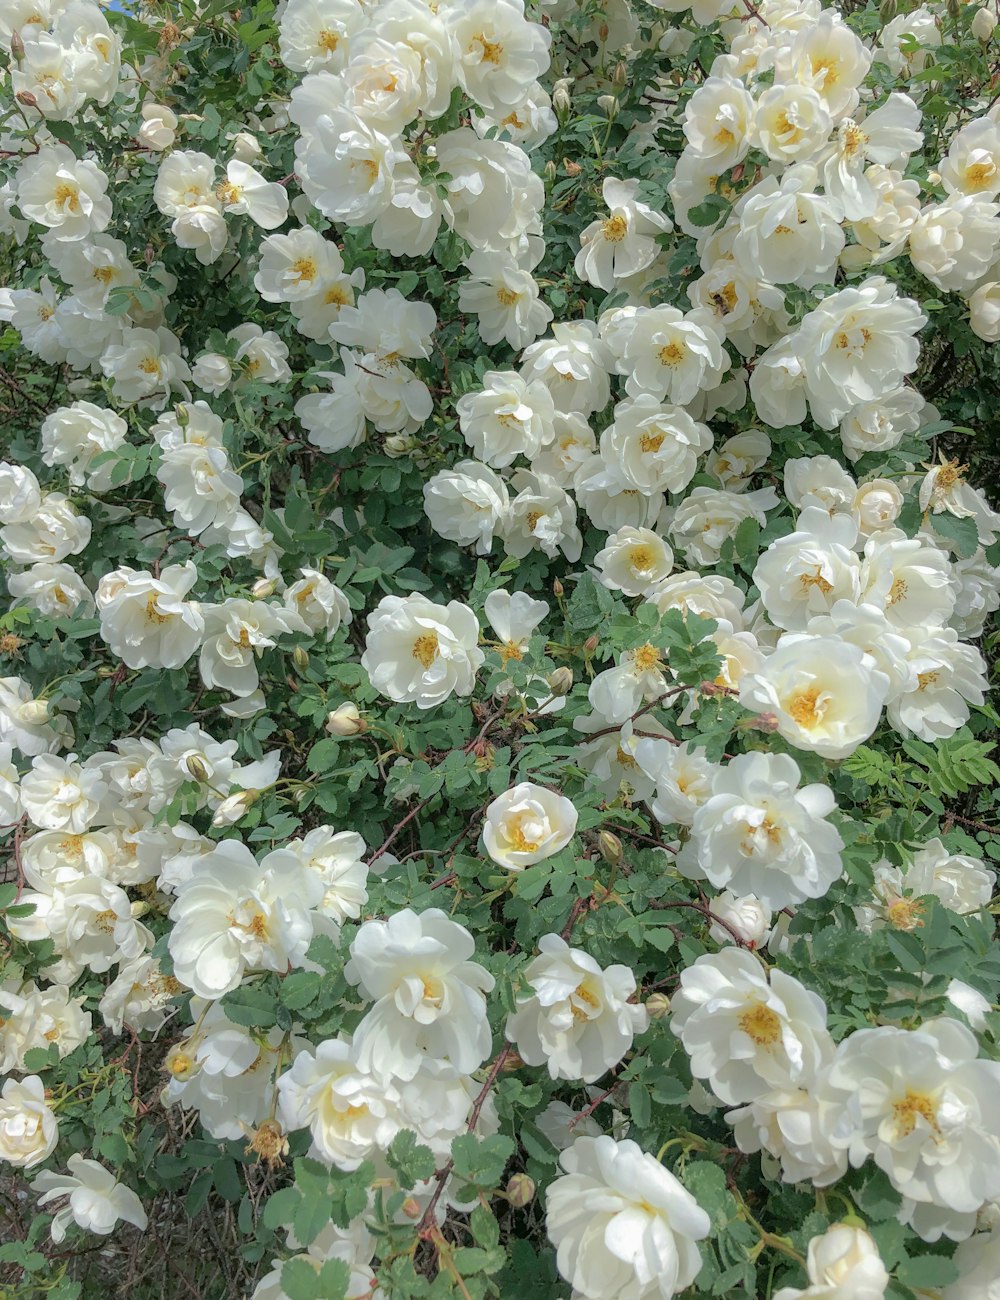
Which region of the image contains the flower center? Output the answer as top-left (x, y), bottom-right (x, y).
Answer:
top-left (55, 182), bottom-right (80, 212)
top-left (658, 341), bottom-right (685, 366)
top-left (412, 633), bottom-right (439, 669)
top-left (797, 566), bottom-right (833, 595)
top-left (145, 595), bottom-right (171, 624)
top-left (639, 431), bottom-right (665, 453)
top-left (630, 643), bottom-right (660, 673)
top-left (886, 896), bottom-right (925, 931)
top-left (739, 1002), bottom-right (782, 1046)
top-left (787, 686), bottom-right (823, 728)
top-left (628, 544), bottom-right (654, 572)
top-left (291, 257), bottom-right (317, 281)
top-left (892, 1089), bottom-right (939, 1137)
top-left (495, 286), bottom-right (520, 306)
top-left (317, 28), bottom-right (339, 52)
top-left (602, 214), bottom-right (629, 242)
top-left (472, 34), bottom-right (504, 64)
top-left (917, 670), bottom-right (939, 691)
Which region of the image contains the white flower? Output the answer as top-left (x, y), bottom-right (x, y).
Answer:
top-left (0, 463), bottom-right (42, 523)
top-left (483, 782), bottom-right (578, 870)
top-left (817, 1019), bottom-right (1000, 1215)
top-left (501, 469), bottom-right (583, 562)
top-left (678, 751), bottom-right (844, 910)
top-left (773, 1225), bottom-right (889, 1300)
top-left (968, 280), bottom-right (1000, 343)
top-left (294, 106), bottom-right (407, 225)
top-left (594, 526), bottom-right (674, 598)
top-left (784, 277), bottom-right (926, 429)
top-left (361, 593), bottom-right (483, 709)
top-left (754, 509), bottom-right (861, 632)
top-left (20, 753), bottom-right (105, 833)
top-left (506, 935), bottom-right (648, 1082)
top-left (39, 401), bottom-right (128, 489)
top-left (33, 1155), bottom-right (147, 1243)
top-left (939, 117), bottom-right (1000, 198)
top-left (423, 460), bottom-right (510, 555)
top-left (860, 529), bottom-right (956, 629)
top-left (740, 633), bottom-right (890, 759)
top-left (0, 1075), bottom-right (58, 1169)
top-left (669, 486), bottom-right (777, 569)
top-left (671, 949), bottom-right (834, 1104)
top-left (909, 195), bottom-right (1000, 293)
top-left (708, 892), bottom-right (772, 949)
top-left (17, 144), bottom-right (112, 241)
top-left (545, 1135), bottom-right (710, 1300)
top-left (754, 85), bottom-right (832, 163)
top-left (217, 161), bottom-right (288, 230)
top-left (456, 370), bottom-right (555, 468)
top-left (944, 1226), bottom-right (1000, 1298)
top-left (600, 396), bottom-right (713, 496)
top-left (344, 908), bottom-right (495, 1081)
top-left (450, 0), bottom-right (551, 115)
top-left (951, 548), bottom-right (1000, 638)
top-left (283, 569), bottom-right (352, 640)
top-left (158, 441), bottom-right (243, 537)
top-left (278, 0), bottom-right (366, 72)
top-left (728, 1084), bottom-right (848, 1189)
top-left (0, 676), bottom-right (73, 757)
top-left (613, 305), bottom-right (729, 404)
top-left (262, 828), bottom-right (369, 926)
top-left (886, 627), bottom-right (988, 741)
top-left (733, 167), bottom-right (845, 289)
top-left (575, 177), bottom-right (672, 291)
top-left (0, 491), bottom-right (91, 565)
top-left (99, 326), bottom-right (191, 409)
top-left (277, 1037), bottom-right (400, 1171)
top-left (168, 840), bottom-right (322, 999)
top-left (97, 562), bottom-right (204, 670)
top-left (706, 431), bottom-right (771, 491)
top-left (839, 385), bottom-right (924, 462)
top-left (459, 249), bottom-right (553, 350)
top-left (683, 77), bottom-right (755, 168)
top-left (519, 321), bottom-right (613, 416)
top-left (779, 10), bottom-right (871, 117)
top-left (819, 94), bottom-right (922, 221)
top-left (98, 955), bottom-right (181, 1036)
top-left (138, 102), bottom-right (177, 150)
top-left (635, 738), bottom-right (718, 828)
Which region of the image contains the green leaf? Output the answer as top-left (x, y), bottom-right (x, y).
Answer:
top-left (681, 1162), bottom-right (735, 1231)
top-left (451, 1133), bottom-right (515, 1188)
top-left (386, 1129), bottom-right (437, 1190)
top-left (280, 970), bottom-right (322, 1011)
top-left (895, 1256), bottom-right (959, 1288)
top-left (280, 1258), bottom-right (322, 1300)
top-left (929, 511), bottom-right (978, 558)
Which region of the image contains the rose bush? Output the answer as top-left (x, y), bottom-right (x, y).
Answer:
top-left (0, 0), bottom-right (999, 1297)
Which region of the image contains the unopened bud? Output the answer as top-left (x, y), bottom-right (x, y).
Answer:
top-left (972, 5), bottom-right (996, 39)
top-left (597, 94), bottom-right (619, 118)
top-left (211, 789), bottom-right (259, 827)
top-left (176, 402), bottom-right (190, 427)
top-left (164, 1044), bottom-right (199, 1081)
top-left (946, 0), bottom-right (960, 24)
top-left (612, 60), bottom-right (628, 87)
top-left (144, 243), bottom-right (155, 266)
top-left (292, 646), bottom-right (309, 672)
top-left (19, 700), bottom-right (52, 723)
top-left (326, 702), bottom-right (365, 736)
top-left (500, 1050), bottom-right (525, 1072)
top-left (553, 577), bottom-right (564, 598)
top-left (401, 1196), bottom-right (422, 1219)
top-left (185, 755), bottom-right (209, 782)
top-left (544, 159), bottom-right (557, 183)
top-left (645, 992), bottom-right (671, 1020)
top-left (583, 634), bottom-right (599, 657)
top-left (506, 1174), bottom-right (535, 1207)
top-left (564, 158), bottom-right (583, 176)
top-left (251, 577), bottom-right (277, 598)
top-left (383, 433), bottom-right (414, 457)
top-left (598, 830), bottom-right (623, 867)
top-left (552, 78), bottom-right (572, 116)
top-left (16, 90), bottom-right (38, 108)
top-left (10, 30), bottom-right (24, 60)
top-left (547, 666), bottom-right (573, 697)
top-left (878, 0), bottom-right (897, 21)
top-left (750, 712), bottom-right (780, 734)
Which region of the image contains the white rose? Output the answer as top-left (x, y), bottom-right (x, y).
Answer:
top-left (0, 1075), bottom-right (58, 1168)
top-left (483, 782), bottom-right (578, 870)
top-left (361, 593), bottom-right (483, 709)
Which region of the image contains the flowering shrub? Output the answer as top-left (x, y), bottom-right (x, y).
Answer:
top-left (1, 0), bottom-right (1000, 1297)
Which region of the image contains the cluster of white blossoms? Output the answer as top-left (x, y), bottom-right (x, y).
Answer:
top-left (0, 0), bottom-right (999, 1295)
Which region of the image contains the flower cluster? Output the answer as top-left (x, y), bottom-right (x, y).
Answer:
top-left (0, 0), bottom-right (998, 1297)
